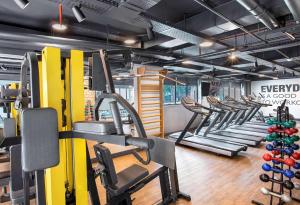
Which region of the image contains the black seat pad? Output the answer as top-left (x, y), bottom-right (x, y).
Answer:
top-left (111, 164), bottom-right (148, 196)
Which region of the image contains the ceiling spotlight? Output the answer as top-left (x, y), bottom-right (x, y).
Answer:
top-left (72, 5), bottom-right (86, 23)
top-left (116, 77), bottom-right (122, 80)
top-left (52, 3), bottom-right (67, 31)
top-left (200, 41), bottom-right (213, 48)
top-left (229, 53), bottom-right (237, 60)
top-left (14, 0), bottom-right (30, 9)
top-left (284, 32), bottom-right (296, 41)
top-left (182, 60), bottom-right (193, 65)
top-left (52, 23), bottom-right (68, 31)
top-left (124, 39), bottom-right (136, 45)
top-left (286, 58), bottom-right (292, 62)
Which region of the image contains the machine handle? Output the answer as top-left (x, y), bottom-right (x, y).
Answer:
top-left (126, 137), bottom-right (154, 149)
top-left (126, 137), bottom-right (154, 165)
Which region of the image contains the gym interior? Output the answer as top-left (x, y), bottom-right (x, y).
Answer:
top-left (0, 0), bottom-right (300, 204)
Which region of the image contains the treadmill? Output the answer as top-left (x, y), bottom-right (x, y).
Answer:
top-left (169, 97), bottom-right (247, 157)
top-left (226, 96), bottom-right (271, 133)
top-left (198, 96), bottom-right (264, 146)
top-left (240, 95), bottom-right (272, 128)
top-left (226, 96), bottom-right (270, 130)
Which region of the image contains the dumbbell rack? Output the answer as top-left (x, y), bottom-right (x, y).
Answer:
top-left (252, 105), bottom-right (300, 205)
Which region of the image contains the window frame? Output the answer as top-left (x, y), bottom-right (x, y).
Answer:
top-left (163, 83), bottom-right (198, 105)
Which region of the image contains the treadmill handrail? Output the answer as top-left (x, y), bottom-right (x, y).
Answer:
top-left (241, 95), bottom-right (271, 107)
top-left (207, 96), bottom-right (236, 111)
top-left (222, 98), bottom-right (248, 110)
top-left (241, 96), bottom-right (261, 106)
top-left (221, 100), bottom-right (248, 110)
top-left (181, 97), bottom-right (221, 114)
top-left (224, 99), bottom-right (251, 110)
top-left (224, 96), bottom-right (248, 107)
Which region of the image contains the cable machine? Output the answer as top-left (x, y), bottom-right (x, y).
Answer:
top-left (0, 47), bottom-right (190, 205)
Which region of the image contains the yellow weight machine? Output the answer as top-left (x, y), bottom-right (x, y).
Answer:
top-left (3, 47), bottom-right (190, 205)
top-left (40, 47), bottom-right (88, 205)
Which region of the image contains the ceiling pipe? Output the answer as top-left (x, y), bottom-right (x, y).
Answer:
top-left (193, 0), bottom-right (293, 66)
top-left (236, 0), bottom-right (279, 30)
top-left (237, 0), bottom-right (296, 43)
top-left (284, 0), bottom-right (300, 24)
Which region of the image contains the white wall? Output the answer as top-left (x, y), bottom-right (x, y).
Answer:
top-left (164, 104), bottom-right (202, 134)
top-left (251, 78), bottom-right (300, 118)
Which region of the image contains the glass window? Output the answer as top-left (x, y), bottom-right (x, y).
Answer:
top-left (164, 85), bottom-right (175, 104)
top-left (98, 85), bottom-right (133, 120)
top-left (230, 87), bottom-right (235, 98)
top-left (241, 83), bottom-right (246, 96)
top-left (235, 87), bottom-right (241, 100)
top-left (119, 88), bottom-right (127, 99)
top-left (115, 87), bottom-right (134, 102)
top-left (115, 88), bottom-right (120, 95)
top-left (176, 85), bottom-right (187, 103)
top-left (127, 86), bottom-right (134, 104)
top-left (187, 85), bottom-right (197, 100)
top-left (223, 87), bottom-right (229, 98)
top-left (217, 88), bottom-right (224, 100)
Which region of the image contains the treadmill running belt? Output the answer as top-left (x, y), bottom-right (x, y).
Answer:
top-left (212, 131), bottom-right (263, 141)
top-left (232, 126), bottom-right (268, 133)
top-left (204, 133), bottom-right (260, 146)
top-left (225, 128), bottom-right (266, 137)
top-left (176, 136), bottom-right (246, 152)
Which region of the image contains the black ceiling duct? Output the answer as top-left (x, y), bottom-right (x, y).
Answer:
top-left (14, 0), bottom-right (30, 9)
top-left (284, 0), bottom-right (300, 24)
top-left (146, 27), bottom-right (154, 40)
top-left (236, 0), bottom-right (278, 29)
top-left (72, 5), bottom-right (86, 23)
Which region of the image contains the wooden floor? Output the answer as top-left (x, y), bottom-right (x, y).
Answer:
top-left (100, 142), bottom-right (300, 205)
top-left (2, 141), bottom-right (300, 205)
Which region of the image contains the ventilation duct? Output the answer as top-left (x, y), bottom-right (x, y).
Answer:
top-left (236, 0), bottom-right (279, 29)
top-left (284, 0), bottom-right (300, 24)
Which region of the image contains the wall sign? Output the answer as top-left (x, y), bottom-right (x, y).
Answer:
top-left (251, 78), bottom-right (300, 118)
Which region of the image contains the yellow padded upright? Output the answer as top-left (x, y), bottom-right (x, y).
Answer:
top-left (64, 58), bottom-right (74, 193)
top-left (41, 47), bottom-right (66, 205)
top-left (70, 50), bottom-right (88, 205)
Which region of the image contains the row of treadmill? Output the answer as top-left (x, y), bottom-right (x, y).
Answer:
top-left (169, 95), bottom-right (271, 157)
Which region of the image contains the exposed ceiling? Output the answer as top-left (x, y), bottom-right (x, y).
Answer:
top-left (1, 0), bottom-right (300, 81)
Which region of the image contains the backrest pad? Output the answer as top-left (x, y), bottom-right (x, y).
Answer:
top-left (21, 108), bottom-right (59, 172)
top-left (94, 144), bottom-right (118, 187)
